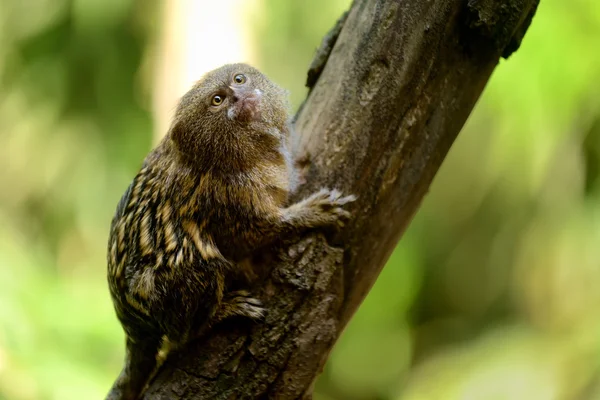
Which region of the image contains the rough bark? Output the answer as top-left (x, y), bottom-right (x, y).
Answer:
top-left (143, 0), bottom-right (539, 398)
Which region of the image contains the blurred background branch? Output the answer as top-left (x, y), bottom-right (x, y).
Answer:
top-left (0, 0), bottom-right (599, 399)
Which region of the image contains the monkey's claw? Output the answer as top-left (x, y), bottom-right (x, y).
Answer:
top-left (224, 290), bottom-right (266, 320)
top-left (301, 188), bottom-right (357, 226)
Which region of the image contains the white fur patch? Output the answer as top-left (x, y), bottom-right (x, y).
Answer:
top-left (227, 107), bottom-right (236, 120)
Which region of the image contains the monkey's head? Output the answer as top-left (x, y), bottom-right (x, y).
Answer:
top-left (168, 63), bottom-right (291, 171)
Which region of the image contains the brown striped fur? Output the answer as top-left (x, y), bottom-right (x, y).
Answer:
top-left (106, 64), bottom-right (355, 400)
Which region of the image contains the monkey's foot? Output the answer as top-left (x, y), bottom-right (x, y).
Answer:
top-left (217, 290), bottom-right (265, 322)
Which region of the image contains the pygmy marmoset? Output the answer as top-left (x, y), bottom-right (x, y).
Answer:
top-left (106, 63), bottom-right (355, 399)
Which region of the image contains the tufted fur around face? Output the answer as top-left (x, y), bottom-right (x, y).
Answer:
top-left (168, 63), bottom-right (291, 173)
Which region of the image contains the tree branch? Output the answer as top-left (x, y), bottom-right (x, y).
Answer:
top-left (143, 0), bottom-right (539, 398)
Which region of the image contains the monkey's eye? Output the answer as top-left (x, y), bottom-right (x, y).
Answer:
top-left (233, 74), bottom-right (246, 84)
top-left (211, 95), bottom-right (224, 106)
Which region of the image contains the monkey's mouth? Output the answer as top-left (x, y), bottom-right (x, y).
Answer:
top-left (227, 88), bottom-right (262, 123)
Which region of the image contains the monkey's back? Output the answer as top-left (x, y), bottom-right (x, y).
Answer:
top-left (107, 157), bottom-right (228, 342)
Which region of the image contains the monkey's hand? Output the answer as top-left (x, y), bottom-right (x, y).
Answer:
top-left (283, 188), bottom-right (356, 229)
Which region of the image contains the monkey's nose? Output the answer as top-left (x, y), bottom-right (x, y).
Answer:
top-left (230, 87), bottom-right (261, 102)
top-left (228, 88), bottom-right (262, 122)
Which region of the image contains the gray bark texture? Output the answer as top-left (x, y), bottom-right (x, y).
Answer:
top-left (144, 0), bottom-right (539, 398)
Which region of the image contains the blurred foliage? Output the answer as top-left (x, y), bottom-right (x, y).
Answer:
top-left (0, 0), bottom-right (157, 398)
top-left (1, 0), bottom-right (599, 399)
top-left (250, 0), bottom-right (350, 109)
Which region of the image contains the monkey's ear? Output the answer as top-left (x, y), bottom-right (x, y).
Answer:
top-left (169, 119), bottom-right (200, 163)
top-left (169, 120), bottom-right (187, 149)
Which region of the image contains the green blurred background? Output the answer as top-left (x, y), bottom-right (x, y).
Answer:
top-left (1, 0), bottom-right (600, 399)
